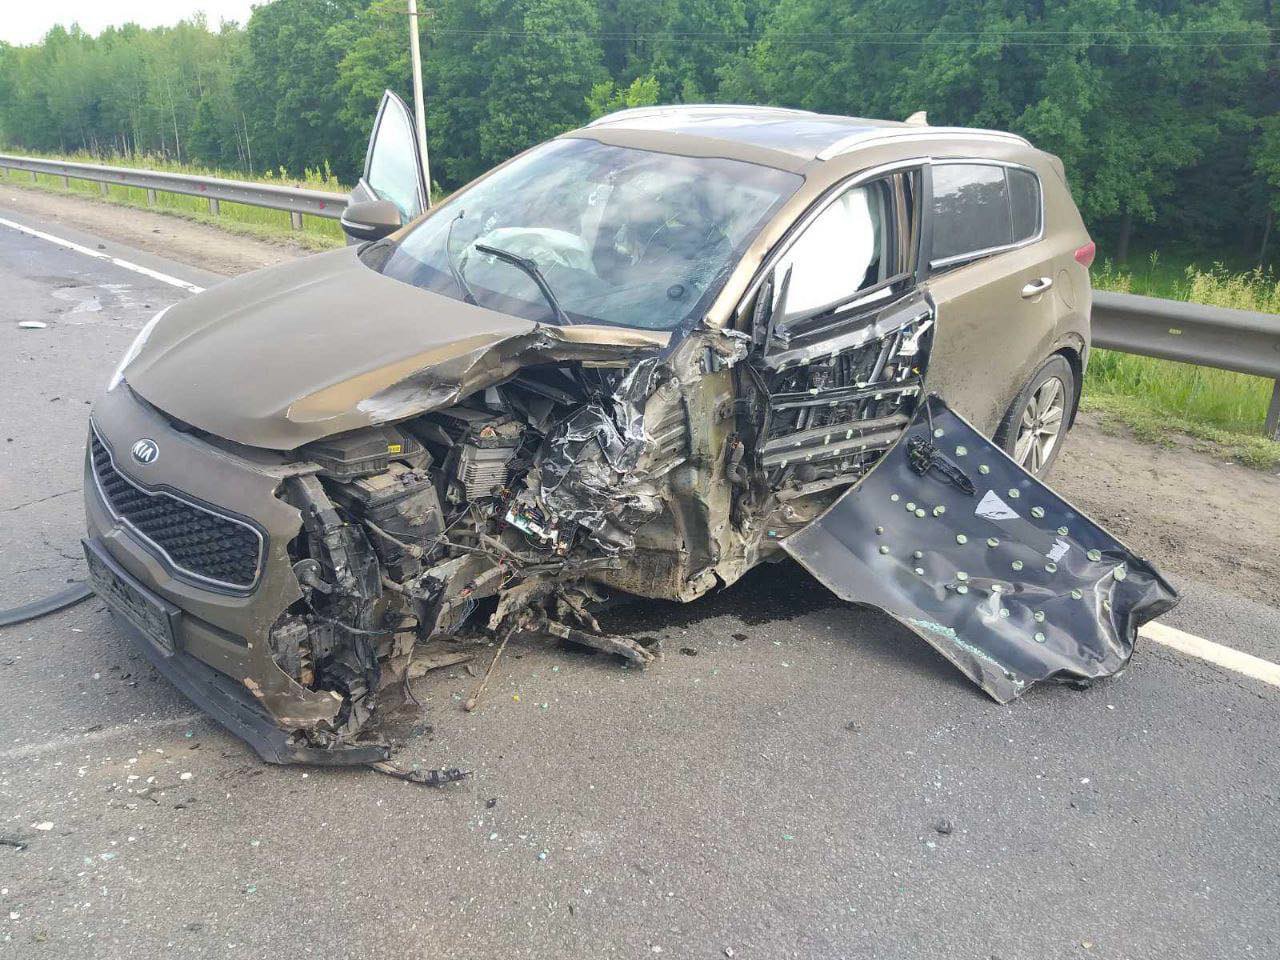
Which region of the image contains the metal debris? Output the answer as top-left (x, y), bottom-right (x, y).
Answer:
top-left (464, 631), bottom-right (512, 713)
top-left (368, 761), bottom-right (471, 786)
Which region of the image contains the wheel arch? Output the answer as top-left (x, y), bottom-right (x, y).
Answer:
top-left (1051, 339), bottom-right (1085, 430)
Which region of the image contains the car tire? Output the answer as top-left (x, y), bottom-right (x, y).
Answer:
top-left (993, 354), bottom-right (1075, 477)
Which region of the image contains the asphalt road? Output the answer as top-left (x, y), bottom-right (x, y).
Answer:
top-left (1, 204), bottom-right (1277, 960)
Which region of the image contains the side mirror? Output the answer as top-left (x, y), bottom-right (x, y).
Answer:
top-left (339, 199), bottom-right (402, 243)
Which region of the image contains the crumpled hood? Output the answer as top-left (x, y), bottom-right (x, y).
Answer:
top-left (124, 246), bottom-right (667, 450)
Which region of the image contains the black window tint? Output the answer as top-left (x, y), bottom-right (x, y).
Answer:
top-left (1008, 168), bottom-right (1042, 242)
top-left (930, 164), bottom-right (1012, 263)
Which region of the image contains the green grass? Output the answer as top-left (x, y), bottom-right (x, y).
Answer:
top-left (0, 151), bottom-right (347, 247)
top-left (1083, 394), bottom-right (1280, 469)
top-left (1086, 254), bottom-right (1280, 467)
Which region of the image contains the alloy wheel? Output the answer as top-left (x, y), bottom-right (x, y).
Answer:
top-left (1013, 376), bottom-right (1066, 473)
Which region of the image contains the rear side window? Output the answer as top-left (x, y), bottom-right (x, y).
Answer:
top-left (1008, 168), bottom-right (1042, 242)
top-left (930, 163), bottom-right (1041, 266)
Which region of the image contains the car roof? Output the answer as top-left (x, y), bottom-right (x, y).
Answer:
top-left (584, 104), bottom-right (1031, 166)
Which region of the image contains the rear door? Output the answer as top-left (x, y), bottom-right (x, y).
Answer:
top-left (349, 90), bottom-right (428, 223)
top-left (919, 161), bottom-right (1056, 433)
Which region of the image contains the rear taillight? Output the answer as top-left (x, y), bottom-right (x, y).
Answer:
top-left (1074, 241), bottom-right (1096, 268)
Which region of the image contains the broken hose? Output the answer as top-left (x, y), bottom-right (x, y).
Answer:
top-left (0, 582), bottom-right (94, 627)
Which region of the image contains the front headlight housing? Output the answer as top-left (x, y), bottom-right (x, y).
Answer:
top-left (107, 306), bottom-right (170, 391)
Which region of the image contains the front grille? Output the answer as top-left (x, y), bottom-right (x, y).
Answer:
top-left (89, 431), bottom-right (263, 590)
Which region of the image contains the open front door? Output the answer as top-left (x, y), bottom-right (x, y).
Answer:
top-left (744, 166), bottom-right (931, 498)
top-left (344, 90), bottom-right (428, 240)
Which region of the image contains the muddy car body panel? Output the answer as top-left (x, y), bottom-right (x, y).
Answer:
top-left (84, 101), bottom-right (1162, 764)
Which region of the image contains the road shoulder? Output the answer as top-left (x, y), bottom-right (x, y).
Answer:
top-left (0, 179), bottom-right (316, 277)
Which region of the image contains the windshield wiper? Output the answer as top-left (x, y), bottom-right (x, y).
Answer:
top-left (474, 243), bottom-right (571, 325)
top-left (445, 211), bottom-right (478, 305)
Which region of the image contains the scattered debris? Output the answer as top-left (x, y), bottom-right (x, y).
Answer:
top-left (465, 630), bottom-right (513, 713)
top-left (368, 761), bottom-right (470, 786)
top-left (406, 642), bottom-right (475, 678)
top-left (0, 834), bottom-right (28, 850)
top-left (933, 818), bottom-right (954, 836)
top-left (17, 320), bottom-right (47, 329)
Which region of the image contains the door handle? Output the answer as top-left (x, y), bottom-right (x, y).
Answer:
top-left (1021, 276), bottom-right (1053, 298)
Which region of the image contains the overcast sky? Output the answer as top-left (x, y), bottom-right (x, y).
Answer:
top-left (2, 2), bottom-right (260, 46)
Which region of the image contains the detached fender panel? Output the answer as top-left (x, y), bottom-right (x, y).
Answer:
top-left (782, 396), bottom-right (1178, 702)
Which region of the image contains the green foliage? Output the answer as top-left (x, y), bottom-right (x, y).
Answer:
top-left (729, 0), bottom-right (1268, 254)
top-left (422, 0), bottom-right (608, 186)
top-left (1087, 261), bottom-right (1280, 454)
top-left (0, 0), bottom-right (1277, 259)
top-left (586, 75), bottom-right (661, 119)
top-left (236, 0), bottom-right (367, 180)
top-left (329, 0), bottom-right (415, 177)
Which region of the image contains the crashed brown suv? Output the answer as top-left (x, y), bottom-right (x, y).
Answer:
top-left (83, 101), bottom-right (1176, 766)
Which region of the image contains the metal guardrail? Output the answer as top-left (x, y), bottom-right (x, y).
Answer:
top-left (1, 153), bottom-right (1278, 438)
top-left (1092, 290), bottom-right (1280, 439)
top-left (0, 153), bottom-right (347, 228)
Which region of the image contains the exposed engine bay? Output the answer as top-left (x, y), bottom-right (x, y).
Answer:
top-left (263, 296), bottom-right (937, 755)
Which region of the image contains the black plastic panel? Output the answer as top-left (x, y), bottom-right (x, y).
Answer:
top-left (783, 396), bottom-right (1179, 702)
top-left (90, 433), bottom-right (262, 589)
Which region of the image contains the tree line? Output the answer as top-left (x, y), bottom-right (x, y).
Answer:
top-left (1, 0), bottom-right (1277, 262)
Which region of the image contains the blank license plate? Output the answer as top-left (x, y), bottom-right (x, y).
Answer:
top-left (83, 539), bottom-right (179, 655)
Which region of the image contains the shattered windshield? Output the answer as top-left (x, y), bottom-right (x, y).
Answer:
top-left (366, 137), bottom-right (802, 330)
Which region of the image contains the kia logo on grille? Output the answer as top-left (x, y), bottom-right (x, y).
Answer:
top-left (131, 438), bottom-right (159, 465)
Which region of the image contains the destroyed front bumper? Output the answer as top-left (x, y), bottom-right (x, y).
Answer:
top-left (87, 540), bottom-right (384, 764)
top-left (83, 385), bottom-right (386, 764)
top-left (783, 396), bottom-right (1179, 701)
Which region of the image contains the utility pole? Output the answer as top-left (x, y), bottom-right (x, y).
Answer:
top-left (407, 0), bottom-right (433, 207)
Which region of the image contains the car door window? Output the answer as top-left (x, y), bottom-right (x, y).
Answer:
top-left (1008, 167), bottom-right (1042, 242)
top-left (773, 179), bottom-right (893, 323)
top-left (929, 163), bottom-right (1013, 265)
top-left (365, 94), bottom-right (424, 221)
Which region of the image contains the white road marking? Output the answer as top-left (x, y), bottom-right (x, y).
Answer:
top-left (1140, 621), bottom-right (1280, 688)
top-left (0, 215), bottom-right (205, 293)
top-left (0, 713), bottom-right (209, 761)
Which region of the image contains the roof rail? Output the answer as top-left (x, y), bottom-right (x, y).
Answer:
top-left (816, 126), bottom-right (1031, 161)
top-left (587, 103), bottom-right (818, 128)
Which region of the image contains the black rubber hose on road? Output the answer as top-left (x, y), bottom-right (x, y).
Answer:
top-left (0, 582), bottom-right (94, 627)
